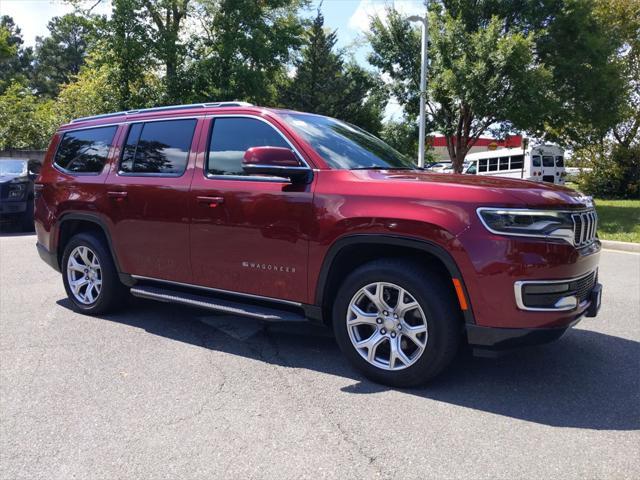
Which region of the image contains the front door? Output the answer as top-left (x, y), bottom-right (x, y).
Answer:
top-left (106, 117), bottom-right (201, 283)
top-left (189, 115), bottom-right (314, 303)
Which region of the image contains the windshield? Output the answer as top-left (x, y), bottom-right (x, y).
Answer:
top-left (0, 160), bottom-right (27, 176)
top-left (279, 113), bottom-right (415, 170)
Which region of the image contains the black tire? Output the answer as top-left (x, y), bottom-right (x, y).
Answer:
top-left (20, 198), bottom-right (34, 232)
top-left (61, 232), bottom-right (127, 315)
top-left (332, 259), bottom-right (461, 387)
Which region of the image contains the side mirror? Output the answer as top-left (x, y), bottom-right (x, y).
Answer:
top-left (242, 146), bottom-right (312, 183)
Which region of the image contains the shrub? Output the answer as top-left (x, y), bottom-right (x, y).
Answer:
top-left (576, 143), bottom-right (640, 199)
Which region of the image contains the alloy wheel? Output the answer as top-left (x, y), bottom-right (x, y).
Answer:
top-left (346, 282), bottom-right (428, 371)
top-left (66, 246), bottom-right (102, 305)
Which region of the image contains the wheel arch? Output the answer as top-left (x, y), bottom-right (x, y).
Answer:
top-left (55, 213), bottom-right (134, 286)
top-left (315, 234), bottom-right (475, 326)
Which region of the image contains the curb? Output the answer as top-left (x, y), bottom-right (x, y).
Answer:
top-left (600, 239), bottom-right (640, 253)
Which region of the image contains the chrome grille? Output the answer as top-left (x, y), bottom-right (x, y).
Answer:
top-left (572, 210), bottom-right (598, 247)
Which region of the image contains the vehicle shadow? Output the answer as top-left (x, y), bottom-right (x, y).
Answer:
top-left (56, 297), bottom-right (640, 431)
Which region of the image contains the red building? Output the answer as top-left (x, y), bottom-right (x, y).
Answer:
top-left (430, 135), bottom-right (523, 161)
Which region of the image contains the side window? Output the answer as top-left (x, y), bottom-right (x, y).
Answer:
top-left (499, 157), bottom-right (509, 170)
top-left (119, 119), bottom-right (196, 175)
top-left (478, 159), bottom-right (488, 172)
top-left (207, 117), bottom-right (289, 176)
top-left (466, 162), bottom-right (477, 174)
top-left (510, 155), bottom-right (524, 170)
top-left (488, 158), bottom-right (498, 171)
top-left (54, 126), bottom-right (117, 174)
top-left (532, 155), bottom-right (541, 167)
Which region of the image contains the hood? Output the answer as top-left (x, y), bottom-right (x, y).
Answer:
top-left (350, 169), bottom-right (592, 209)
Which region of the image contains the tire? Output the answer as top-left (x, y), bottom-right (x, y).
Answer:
top-left (61, 232), bottom-right (127, 315)
top-left (332, 259), bottom-right (461, 387)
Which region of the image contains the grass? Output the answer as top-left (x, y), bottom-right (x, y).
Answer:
top-left (594, 199), bottom-right (640, 243)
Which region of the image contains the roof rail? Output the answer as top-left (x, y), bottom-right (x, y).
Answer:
top-left (70, 101), bottom-right (254, 124)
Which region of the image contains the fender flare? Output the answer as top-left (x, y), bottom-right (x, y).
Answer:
top-left (55, 212), bottom-right (132, 284)
top-left (314, 234), bottom-right (475, 324)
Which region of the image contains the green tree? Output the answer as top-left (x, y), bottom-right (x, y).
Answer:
top-left (0, 16), bottom-right (33, 94)
top-left (140, 0), bottom-right (191, 103)
top-left (189, 0), bottom-right (307, 105)
top-left (0, 83), bottom-right (56, 150)
top-left (108, 0), bottom-right (158, 109)
top-left (368, 1), bottom-right (626, 171)
top-left (32, 14), bottom-right (101, 97)
top-left (281, 9), bottom-right (386, 133)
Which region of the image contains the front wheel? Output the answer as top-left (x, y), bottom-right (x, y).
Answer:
top-left (332, 260), bottom-right (461, 387)
top-left (61, 232), bottom-right (126, 315)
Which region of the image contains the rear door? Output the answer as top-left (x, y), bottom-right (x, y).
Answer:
top-left (541, 154), bottom-right (556, 183)
top-left (189, 115), bottom-right (314, 303)
top-left (105, 117), bottom-right (202, 283)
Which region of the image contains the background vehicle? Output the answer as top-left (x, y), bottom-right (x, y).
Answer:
top-left (0, 158), bottom-right (40, 231)
top-left (464, 144), bottom-right (565, 184)
top-left (34, 103), bottom-right (601, 387)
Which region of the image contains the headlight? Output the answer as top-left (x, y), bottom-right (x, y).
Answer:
top-left (477, 208), bottom-right (574, 244)
top-left (8, 183), bottom-right (26, 199)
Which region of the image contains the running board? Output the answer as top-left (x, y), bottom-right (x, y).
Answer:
top-left (130, 285), bottom-right (307, 322)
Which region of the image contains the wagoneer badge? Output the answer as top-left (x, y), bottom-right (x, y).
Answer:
top-left (242, 261), bottom-right (296, 273)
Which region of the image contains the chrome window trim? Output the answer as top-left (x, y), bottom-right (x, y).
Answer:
top-left (130, 274), bottom-right (302, 307)
top-left (514, 270), bottom-right (597, 312)
top-left (476, 207), bottom-right (597, 246)
top-left (204, 114), bottom-right (313, 178)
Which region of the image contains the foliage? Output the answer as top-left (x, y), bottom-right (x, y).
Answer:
top-left (0, 16), bottom-right (33, 94)
top-left (32, 14), bottom-right (102, 97)
top-left (280, 9), bottom-right (385, 134)
top-left (367, 0), bottom-right (627, 170)
top-left (106, 0), bottom-right (158, 110)
top-left (0, 83), bottom-right (56, 150)
top-left (139, 0), bottom-right (191, 103)
top-left (576, 143), bottom-right (640, 199)
top-left (188, 0), bottom-right (307, 105)
top-left (380, 120), bottom-right (419, 160)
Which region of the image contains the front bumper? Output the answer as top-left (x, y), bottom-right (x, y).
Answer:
top-left (466, 281), bottom-right (602, 349)
top-left (0, 200), bottom-right (27, 216)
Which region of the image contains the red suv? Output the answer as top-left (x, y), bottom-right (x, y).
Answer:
top-left (34, 102), bottom-right (602, 386)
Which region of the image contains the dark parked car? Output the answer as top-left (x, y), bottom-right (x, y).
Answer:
top-left (34, 102), bottom-right (602, 387)
top-left (0, 158), bottom-right (40, 231)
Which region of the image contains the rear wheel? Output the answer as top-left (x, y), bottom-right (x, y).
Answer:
top-left (333, 259), bottom-right (461, 387)
top-left (62, 232), bottom-right (126, 315)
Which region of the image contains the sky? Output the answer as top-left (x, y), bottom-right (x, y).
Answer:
top-left (0, 0), bottom-right (428, 119)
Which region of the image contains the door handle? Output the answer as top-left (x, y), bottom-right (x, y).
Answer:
top-left (197, 196), bottom-right (224, 207)
top-left (107, 191), bottom-right (128, 200)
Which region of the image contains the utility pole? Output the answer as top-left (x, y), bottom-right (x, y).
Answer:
top-left (408, 0), bottom-right (429, 168)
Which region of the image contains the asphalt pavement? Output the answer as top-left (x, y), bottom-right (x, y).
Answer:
top-left (1, 233), bottom-right (639, 479)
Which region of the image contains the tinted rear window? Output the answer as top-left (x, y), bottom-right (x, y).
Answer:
top-left (120, 119), bottom-right (196, 175)
top-left (54, 126), bottom-right (117, 173)
top-left (543, 155), bottom-right (555, 167)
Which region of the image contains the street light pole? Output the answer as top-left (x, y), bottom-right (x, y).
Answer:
top-left (408, 1), bottom-right (429, 168)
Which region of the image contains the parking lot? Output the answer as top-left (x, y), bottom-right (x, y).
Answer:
top-left (1, 232), bottom-right (638, 479)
